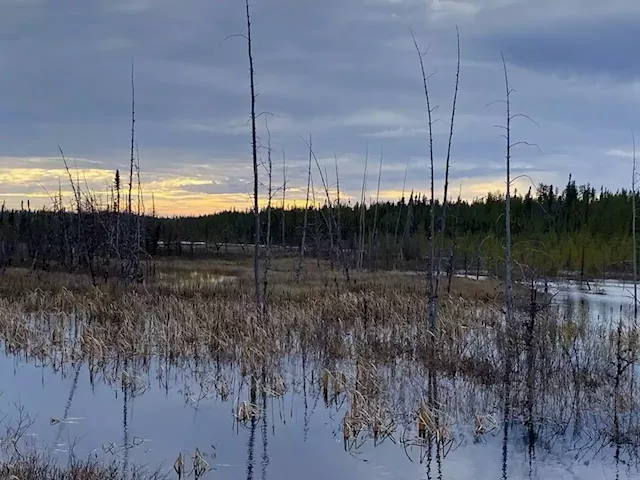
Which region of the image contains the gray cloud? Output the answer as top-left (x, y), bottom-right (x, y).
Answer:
top-left (0, 0), bottom-right (637, 213)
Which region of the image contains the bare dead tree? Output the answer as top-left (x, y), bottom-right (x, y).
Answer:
top-left (244, 0), bottom-right (261, 312)
top-left (357, 146), bottom-right (369, 271)
top-left (115, 169), bottom-right (121, 259)
top-left (411, 30), bottom-right (437, 331)
top-left (628, 131), bottom-right (639, 461)
top-left (393, 160), bottom-right (409, 265)
top-left (128, 60), bottom-right (135, 219)
top-left (447, 190), bottom-right (463, 293)
top-left (633, 130), bottom-right (638, 321)
top-left (281, 150), bottom-right (287, 247)
top-left (124, 59), bottom-right (140, 282)
top-left (297, 135), bottom-right (313, 280)
top-left (135, 142), bottom-right (142, 252)
top-left (500, 53), bottom-right (513, 480)
top-left (431, 27), bottom-right (461, 327)
top-left (400, 190), bottom-right (414, 263)
top-left (310, 173), bottom-right (322, 265)
top-left (262, 119), bottom-right (273, 319)
top-left (302, 136), bottom-right (335, 265)
top-left (502, 52), bottom-right (513, 328)
top-left (59, 146), bottom-right (96, 283)
top-left (334, 154), bottom-right (349, 281)
top-left (369, 148), bottom-right (383, 270)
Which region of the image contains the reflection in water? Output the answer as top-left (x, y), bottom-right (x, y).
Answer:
top-left (1, 350), bottom-right (638, 479)
top-left (246, 375), bottom-right (256, 480)
top-left (501, 338), bottom-right (511, 480)
top-left (123, 356), bottom-right (130, 479)
top-left (1, 280), bottom-right (640, 479)
top-left (261, 383), bottom-right (269, 480)
top-left (53, 362), bottom-right (80, 450)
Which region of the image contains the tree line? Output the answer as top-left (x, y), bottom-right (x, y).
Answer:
top-left (156, 174), bottom-right (633, 278)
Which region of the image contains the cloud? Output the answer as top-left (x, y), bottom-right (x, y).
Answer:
top-left (0, 0), bottom-right (637, 214)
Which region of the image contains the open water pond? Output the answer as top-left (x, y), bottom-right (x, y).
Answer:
top-left (549, 278), bottom-right (636, 324)
top-left (0, 276), bottom-right (638, 478)
top-left (0, 351), bottom-right (637, 479)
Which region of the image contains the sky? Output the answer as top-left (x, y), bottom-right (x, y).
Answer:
top-left (1, 0), bottom-right (639, 216)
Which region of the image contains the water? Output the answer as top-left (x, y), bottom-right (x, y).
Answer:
top-left (0, 352), bottom-right (636, 479)
top-left (0, 278), bottom-right (639, 479)
top-left (549, 278), bottom-right (636, 324)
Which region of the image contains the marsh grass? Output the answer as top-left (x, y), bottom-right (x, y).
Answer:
top-left (1, 454), bottom-right (166, 480)
top-left (0, 257), bottom-right (638, 474)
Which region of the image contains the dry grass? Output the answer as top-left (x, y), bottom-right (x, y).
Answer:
top-left (0, 257), bottom-right (637, 468)
top-left (1, 454), bottom-right (165, 479)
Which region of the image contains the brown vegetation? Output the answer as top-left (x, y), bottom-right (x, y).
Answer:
top-left (0, 257), bottom-right (636, 477)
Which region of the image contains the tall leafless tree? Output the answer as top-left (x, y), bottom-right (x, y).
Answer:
top-left (281, 150), bottom-right (287, 247)
top-left (128, 60), bottom-right (135, 220)
top-left (500, 53), bottom-right (513, 480)
top-left (357, 146), bottom-right (369, 270)
top-left (411, 30), bottom-right (437, 332)
top-left (633, 130), bottom-right (638, 321)
top-left (262, 119), bottom-right (274, 319)
top-left (369, 148), bottom-right (383, 269)
top-left (432, 27), bottom-right (460, 327)
top-left (502, 53), bottom-right (513, 329)
top-left (245, 0), bottom-right (261, 312)
top-left (393, 160), bottom-right (409, 264)
top-left (297, 135), bottom-right (313, 280)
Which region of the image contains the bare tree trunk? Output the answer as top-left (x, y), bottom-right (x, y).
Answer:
top-left (369, 148), bottom-right (383, 270)
top-left (633, 131), bottom-right (638, 321)
top-left (411, 31), bottom-right (436, 332)
top-left (297, 135), bottom-right (313, 280)
top-left (127, 60), bottom-right (137, 282)
top-left (310, 175), bottom-right (321, 265)
top-left (394, 161), bottom-right (409, 266)
top-left (447, 192), bottom-right (462, 293)
top-left (262, 120), bottom-right (273, 320)
top-left (115, 169), bottom-right (121, 266)
top-left (304, 137), bottom-right (335, 264)
top-left (135, 143), bottom-right (142, 253)
top-left (500, 55), bottom-right (514, 480)
top-left (281, 150), bottom-right (287, 248)
top-left (432, 27), bottom-right (460, 325)
top-left (502, 53), bottom-right (513, 328)
top-left (245, 0), bottom-right (261, 312)
top-left (400, 191), bottom-right (414, 264)
top-left (630, 131), bottom-right (638, 468)
top-left (358, 147), bottom-right (368, 271)
top-left (334, 155), bottom-right (348, 281)
top-left (128, 61), bottom-right (135, 219)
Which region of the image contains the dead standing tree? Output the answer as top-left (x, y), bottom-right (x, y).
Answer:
top-left (247, 0), bottom-right (260, 314)
top-left (221, 1), bottom-right (261, 311)
top-left (232, 0), bottom-right (262, 313)
top-left (297, 135), bottom-right (313, 280)
top-left (125, 59), bottom-right (141, 282)
top-left (499, 53), bottom-right (514, 480)
top-left (262, 118), bottom-right (274, 319)
top-left (357, 146), bottom-right (368, 271)
top-left (369, 148), bottom-right (383, 270)
top-left (633, 131), bottom-right (638, 321)
top-left (495, 53), bottom-right (539, 479)
top-left (412, 29), bottom-right (460, 334)
top-left (411, 31), bottom-right (437, 333)
top-left (432, 27), bottom-right (461, 330)
top-left (281, 150), bottom-right (287, 247)
top-left (302, 136), bottom-right (336, 269)
top-left (495, 53), bottom-right (539, 326)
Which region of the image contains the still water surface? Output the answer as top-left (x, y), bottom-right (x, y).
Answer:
top-left (0, 279), bottom-right (637, 479)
